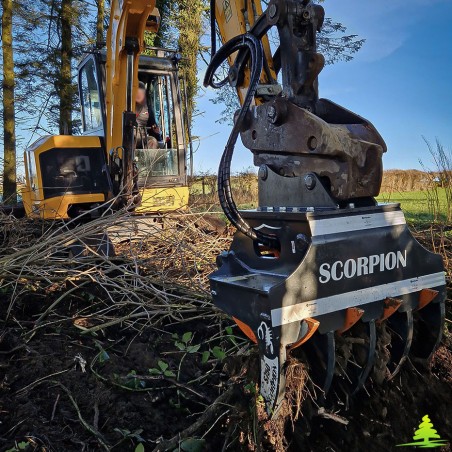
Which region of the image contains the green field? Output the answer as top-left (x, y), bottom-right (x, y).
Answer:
top-left (377, 188), bottom-right (450, 224)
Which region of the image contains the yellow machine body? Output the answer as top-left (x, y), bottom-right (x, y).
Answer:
top-left (22, 136), bottom-right (106, 219)
top-left (21, 0), bottom-right (190, 221)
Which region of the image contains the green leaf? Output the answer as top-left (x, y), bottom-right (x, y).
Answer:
top-left (98, 350), bottom-right (110, 363)
top-left (135, 444), bottom-right (145, 452)
top-left (149, 368), bottom-right (161, 375)
top-left (225, 326), bottom-right (233, 335)
top-left (174, 438), bottom-right (206, 452)
top-left (5, 442), bottom-right (29, 452)
top-left (175, 341), bottom-right (186, 351)
top-left (201, 351), bottom-right (210, 363)
top-left (212, 346), bottom-right (226, 361)
top-left (158, 360), bottom-right (168, 371)
top-left (164, 370), bottom-right (176, 377)
top-left (182, 332), bottom-right (192, 344)
top-left (114, 428), bottom-right (131, 436)
top-left (187, 344), bottom-right (201, 354)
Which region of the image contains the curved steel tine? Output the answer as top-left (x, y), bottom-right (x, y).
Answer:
top-left (411, 299), bottom-right (445, 360)
top-left (303, 331), bottom-right (335, 401)
top-left (351, 320), bottom-right (377, 395)
top-left (323, 332), bottom-right (336, 397)
top-left (387, 309), bottom-right (414, 379)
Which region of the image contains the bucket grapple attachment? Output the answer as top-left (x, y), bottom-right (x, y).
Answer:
top-left (209, 206), bottom-right (446, 415)
top-left (205, 0), bottom-right (447, 417)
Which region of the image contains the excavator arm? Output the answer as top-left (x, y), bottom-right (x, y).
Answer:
top-left (105, 0), bottom-right (160, 201)
top-left (211, 0), bottom-right (279, 105)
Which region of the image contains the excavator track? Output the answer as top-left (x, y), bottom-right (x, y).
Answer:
top-left (209, 204), bottom-right (446, 415)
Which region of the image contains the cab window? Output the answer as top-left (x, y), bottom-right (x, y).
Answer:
top-left (136, 75), bottom-right (181, 186)
top-left (79, 59), bottom-right (103, 132)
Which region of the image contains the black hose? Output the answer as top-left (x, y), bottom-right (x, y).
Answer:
top-left (204, 33), bottom-right (278, 249)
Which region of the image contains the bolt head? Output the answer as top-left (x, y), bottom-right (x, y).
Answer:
top-left (308, 136), bottom-right (318, 151)
top-left (304, 173), bottom-right (317, 190)
top-left (296, 234), bottom-right (310, 252)
top-left (259, 165), bottom-right (268, 181)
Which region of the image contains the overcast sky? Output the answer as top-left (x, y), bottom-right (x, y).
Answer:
top-left (192, 0), bottom-right (452, 174)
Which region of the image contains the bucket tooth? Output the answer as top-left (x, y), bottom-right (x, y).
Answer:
top-left (411, 295), bottom-right (445, 360)
top-left (233, 316), bottom-right (257, 343)
top-left (255, 320), bottom-right (303, 415)
top-left (256, 322), bottom-right (286, 415)
top-left (387, 309), bottom-right (414, 379)
top-left (288, 318), bottom-right (320, 352)
top-left (338, 308), bottom-right (365, 334)
top-left (378, 297), bottom-right (402, 324)
top-left (417, 289), bottom-right (438, 311)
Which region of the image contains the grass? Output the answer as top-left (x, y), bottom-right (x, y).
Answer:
top-left (377, 188), bottom-right (449, 224)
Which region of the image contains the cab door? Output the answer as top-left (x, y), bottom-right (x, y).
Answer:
top-left (78, 54), bottom-right (106, 138)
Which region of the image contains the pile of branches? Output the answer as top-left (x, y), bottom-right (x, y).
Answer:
top-left (0, 209), bottom-right (231, 333)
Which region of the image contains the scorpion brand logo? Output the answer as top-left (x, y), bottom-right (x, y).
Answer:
top-left (257, 321), bottom-right (274, 356)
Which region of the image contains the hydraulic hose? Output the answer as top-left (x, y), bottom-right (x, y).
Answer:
top-left (204, 33), bottom-right (279, 249)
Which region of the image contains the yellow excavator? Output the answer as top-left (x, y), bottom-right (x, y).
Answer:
top-left (21, 0), bottom-right (190, 220)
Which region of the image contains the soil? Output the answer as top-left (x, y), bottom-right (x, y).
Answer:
top-left (0, 227), bottom-right (451, 452)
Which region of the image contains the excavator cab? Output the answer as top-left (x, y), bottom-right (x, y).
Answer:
top-left (78, 50), bottom-right (189, 214)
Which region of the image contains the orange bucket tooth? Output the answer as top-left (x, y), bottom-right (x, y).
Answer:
top-left (288, 318), bottom-right (320, 352)
top-left (233, 317), bottom-right (257, 343)
top-left (337, 307), bottom-right (364, 334)
top-left (378, 297), bottom-right (402, 324)
top-left (417, 289), bottom-right (439, 311)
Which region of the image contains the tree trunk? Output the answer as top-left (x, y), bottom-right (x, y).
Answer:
top-left (176, 0), bottom-right (203, 124)
top-left (59, 0), bottom-right (73, 135)
top-left (1, 0), bottom-right (17, 203)
top-left (96, 0), bottom-right (105, 46)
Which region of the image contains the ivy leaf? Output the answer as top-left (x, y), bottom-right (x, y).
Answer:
top-left (98, 350), bottom-right (110, 363)
top-left (135, 444), bottom-right (145, 452)
top-left (175, 438), bottom-right (206, 452)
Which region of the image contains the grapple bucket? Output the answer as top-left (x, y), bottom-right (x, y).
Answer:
top-left (209, 204), bottom-right (446, 416)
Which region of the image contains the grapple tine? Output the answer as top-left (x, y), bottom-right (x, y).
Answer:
top-left (351, 320), bottom-right (377, 394)
top-left (387, 309), bottom-right (414, 379)
top-left (303, 331), bottom-right (336, 399)
top-left (411, 294), bottom-right (445, 360)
